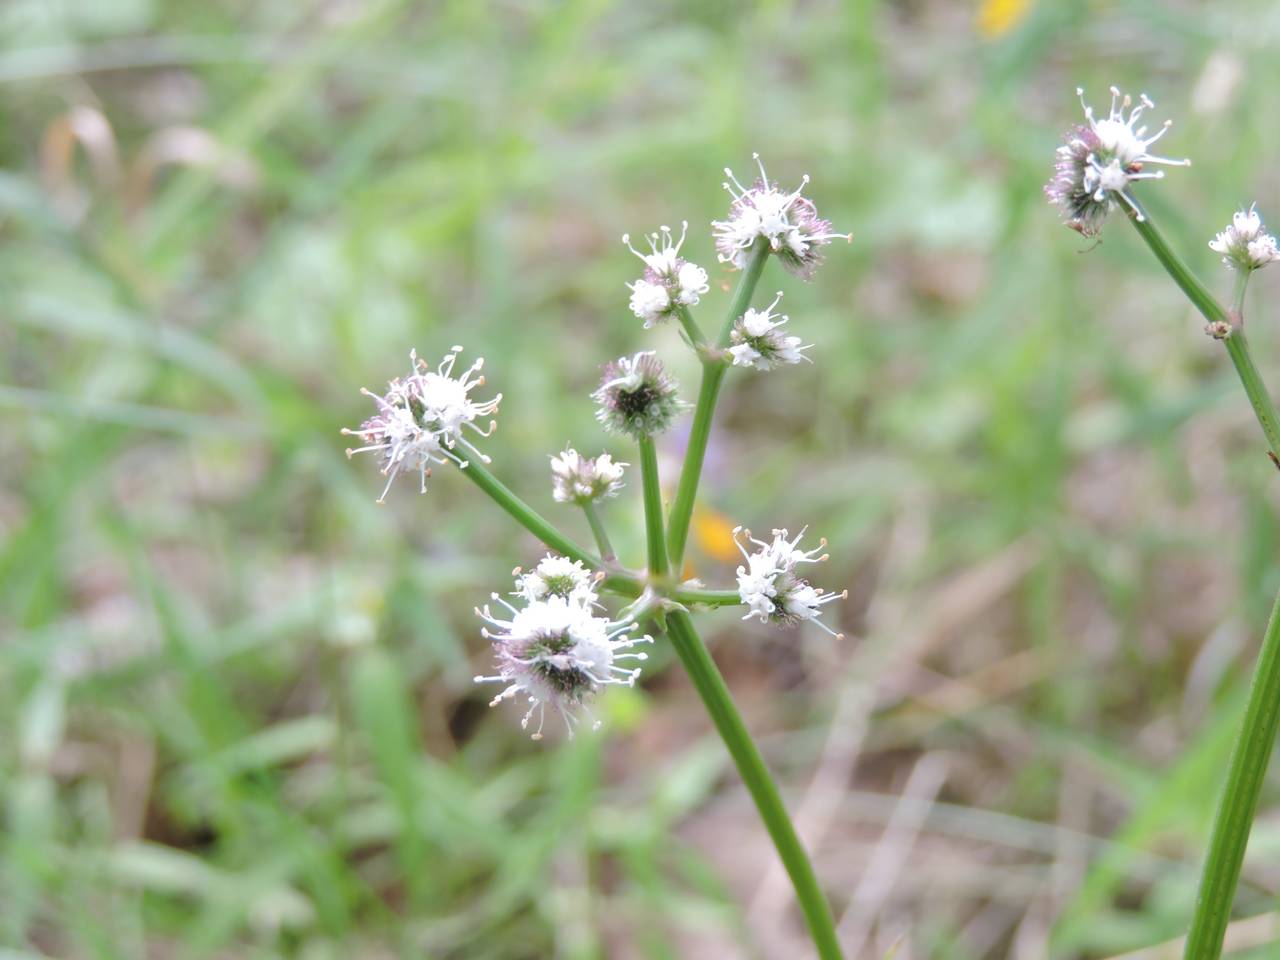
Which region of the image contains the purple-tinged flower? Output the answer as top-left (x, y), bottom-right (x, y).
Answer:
top-left (342, 347), bottom-right (500, 502)
top-left (474, 593), bottom-right (651, 739)
top-left (623, 222), bottom-right (710, 328)
top-left (592, 351), bottom-right (683, 439)
top-left (713, 154), bottom-right (850, 279)
top-left (728, 292), bottom-right (811, 371)
top-left (1045, 86), bottom-right (1190, 236)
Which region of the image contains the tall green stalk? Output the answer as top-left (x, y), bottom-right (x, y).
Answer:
top-left (1125, 204), bottom-right (1280, 960)
top-left (666, 239), bottom-right (769, 569)
top-left (665, 610), bottom-right (842, 959)
top-left (637, 435), bottom-right (668, 577)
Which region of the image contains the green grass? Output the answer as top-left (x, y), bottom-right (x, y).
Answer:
top-left (4, 1), bottom-right (1280, 957)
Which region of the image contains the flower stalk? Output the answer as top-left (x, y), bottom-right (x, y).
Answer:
top-left (581, 501), bottom-right (616, 562)
top-left (667, 238), bottom-right (770, 569)
top-left (637, 435), bottom-right (668, 578)
top-left (1122, 204), bottom-right (1280, 960)
top-left (460, 459), bottom-right (599, 568)
top-left (665, 609), bottom-right (842, 960)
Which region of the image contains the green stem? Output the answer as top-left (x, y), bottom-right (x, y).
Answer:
top-left (1183, 588), bottom-right (1280, 960)
top-left (459, 459), bottom-right (598, 567)
top-left (636, 436), bottom-right (668, 577)
top-left (716, 238), bottom-right (771, 348)
top-left (581, 501), bottom-right (616, 561)
top-left (666, 240), bottom-right (770, 569)
top-left (1127, 206), bottom-right (1280, 462)
top-left (1126, 200), bottom-right (1230, 327)
top-left (665, 610), bottom-right (842, 959)
top-left (1124, 204), bottom-right (1280, 960)
top-left (676, 304), bottom-right (708, 349)
top-left (671, 587), bottom-right (743, 607)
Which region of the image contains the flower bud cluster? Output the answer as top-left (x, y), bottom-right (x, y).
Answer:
top-left (1209, 206), bottom-right (1280, 272)
top-left (624, 223), bottom-right (710, 328)
top-left (728, 292), bottom-right (811, 371)
top-left (734, 526), bottom-right (845, 637)
top-left (549, 448), bottom-right (627, 504)
top-left (342, 347), bottom-right (500, 502)
top-left (474, 558), bottom-right (651, 739)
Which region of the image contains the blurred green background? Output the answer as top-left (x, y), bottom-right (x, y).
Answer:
top-left (4, 1), bottom-right (1280, 957)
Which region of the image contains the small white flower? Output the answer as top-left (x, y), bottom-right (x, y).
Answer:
top-left (623, 222), bottom-right (710, 328)
top-left (342, 347), bottom-right (501, 502)
top-left (1209, 205), bottom-right (1280, 271)
top-left (627, 279), bottom-right (671, 328)
top-left (1046, 86), bottom-right (1191, 236)
top-left (713, 154), bottom-right (850, 279)
top-left (728, 292), bottom-right (812, 371)
top-left (474, 594), bottom-right (652, 739)
top-left (550, 448), bottom-right (628, 504)
top-left (676, 260), bottom-right (710, 305)
top-left (733, 526), bottom-right (845, 637)
top-left (514, 555), bottom-right (598, 603)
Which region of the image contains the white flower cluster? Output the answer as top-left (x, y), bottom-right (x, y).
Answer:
top-left (549, 448), bottom-right (627, 504)
top-left (513, 555), bottom-right (597, 603)
top-left (342, 347), bottom-right (500, 502)
top-left (734, 527), bottom-right (845, 638)
top-left (712, 154), bottom-right (850, 279)
top-left (475, 558), bottom-right (651, 739)
top-left (1209, 206), bottom-right (1280, 272)
top-left (1045, 86), bottom-right (1189, 236)
top-left (728, 292), bottom-right (811, 371)
top-left (624, 222), bottom-right (710, 328)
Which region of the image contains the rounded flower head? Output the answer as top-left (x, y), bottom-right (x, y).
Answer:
top-left (342, 347), bottom-right (500, 502)
top-left (712, 154), bottom-right (851, 280)
top-left (728, 292), bottom-right (811, 371)
top-left (623, 222), bottom-right (710, 328)
top-left (550, 448), bottom-right (627, 504)
top-left (1209, 205), bottom-right (1279, 272)
top-left (733, 526), bottom-right (846, 637)
top-left (1045, 86), bottom-right (1190, 237)
top-left (592, 351), bottom-right (684, 439)
top-left (474, 593), bottom-right (651, 739)
top-left (514, 555), bottom-right (598, 603)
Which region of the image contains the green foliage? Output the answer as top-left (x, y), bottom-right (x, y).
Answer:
top-left (4, 0), bottom-right (1280, 957)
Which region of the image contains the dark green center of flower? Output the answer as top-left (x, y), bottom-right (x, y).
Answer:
top-left (615, 385), bottom-right (658, 417)
top-left (542, 574), bottom-right (578, 597)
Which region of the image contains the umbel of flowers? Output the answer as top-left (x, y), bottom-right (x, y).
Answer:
top-left (345, 155), bottom-right (858, 957)
top-left (1045, 83), bottom-right (1280, 960)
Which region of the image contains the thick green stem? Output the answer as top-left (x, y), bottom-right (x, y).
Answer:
top-left (665, 610), bottom-right (842, 959)
top-left (459, 460), bottom-right (597, 567)
top-left (581, 501), bottom-right (615, 561)
top-left (636, 436), bottom-right (668, 577)
top-left (666, 366), bottom-right (726, 570)
top-left (1183, 589), bottom-right (1280, 960)
top-left (1123, 204), bottom-right (1280, 960)
top-left (666, 240), bottom-right (770, 569)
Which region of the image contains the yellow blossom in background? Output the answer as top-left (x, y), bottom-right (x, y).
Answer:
top-left (977, 0), bottom-right (1032, 38)
top-left (692, 505), bottom-right (741, 566)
